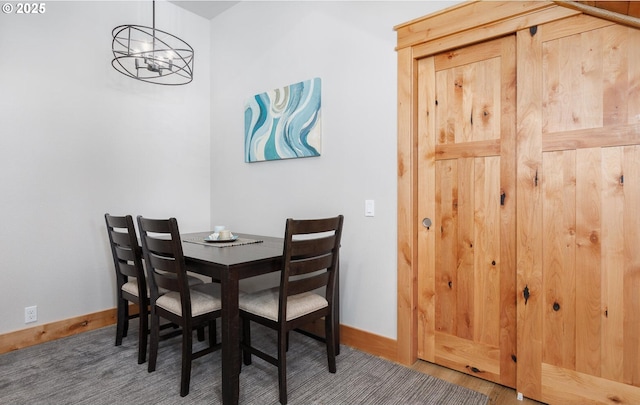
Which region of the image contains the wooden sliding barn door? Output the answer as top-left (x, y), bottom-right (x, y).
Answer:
top-left (416, 36), bottom-right (517, 388)
top-left (517, 16), bottom-right (640, 404)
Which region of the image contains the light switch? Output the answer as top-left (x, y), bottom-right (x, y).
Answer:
top-left (365, 199), bottom-right (375, 217)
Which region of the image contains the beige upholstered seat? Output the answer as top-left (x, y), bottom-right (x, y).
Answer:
top-left (120, 279), bottom-right (141, 297)
top-left (156, 283), bottom-right (221, 317)
top-left (239, 215), bottom-right (344, 405)
top-left (138, 215), bottom-right (222, 397)
top-left (239, 287), bottom-right (328, 322)
top-left (122, 278), bottom-right (197, 298)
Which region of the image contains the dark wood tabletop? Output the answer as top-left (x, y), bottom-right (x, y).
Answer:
top-left (182, 232), bottom-right (284, 277)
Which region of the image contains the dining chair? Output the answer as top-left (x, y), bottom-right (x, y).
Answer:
top-left (137, 215), bottom-right (222, 397)
top-left (104, 213), bottom-right (150, 364)
top-left (105, 213), bottom-right (207, 364)
top-left (239, 215), bottom-right (344, 405)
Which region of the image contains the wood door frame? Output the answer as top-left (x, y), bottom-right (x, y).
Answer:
top-left (394, 0), bottom-right (581, 366)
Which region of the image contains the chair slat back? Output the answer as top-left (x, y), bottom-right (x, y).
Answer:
top-left (105, 214), bottom-right (146, 292)
top-left (287, 272), bottom-right (330, 296)
top-left (289, 236), bottom-right (335, 262)
top-left (289, 245), bottom-right (334, 276)
top-left (137, 216), bottom-right (191, 308)
top-left (280, 215), bottom-right (344, 320)
top-left (111, 231), bottom-right (139, 278)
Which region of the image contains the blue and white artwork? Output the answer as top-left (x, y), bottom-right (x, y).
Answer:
top-left (244, 78), bottom-right (322, 162)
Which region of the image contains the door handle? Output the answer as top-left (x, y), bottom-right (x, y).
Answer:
top-left (422, 218), bottom-right (432, 230)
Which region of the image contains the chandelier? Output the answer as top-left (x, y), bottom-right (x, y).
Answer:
top-left (111, 1), bottom-right (194, 85)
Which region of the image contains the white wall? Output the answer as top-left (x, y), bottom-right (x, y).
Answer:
top-left (0, 0), bottom-right (459, 340)
top-left (209, 1), bottom-right (458, 339)
top-left (0, 1), bottom-right (211, 334)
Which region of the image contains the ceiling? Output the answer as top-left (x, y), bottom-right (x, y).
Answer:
top-left (169, 1), bottom-right (239, 20)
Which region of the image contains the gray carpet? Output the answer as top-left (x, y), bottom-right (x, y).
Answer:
top-left (0, 323), bottom-right (489, 405)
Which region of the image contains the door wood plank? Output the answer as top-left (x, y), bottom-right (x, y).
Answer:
top-left (541, 363), bottom-right (640, 405)
top-left (456, 157), bottom-right (475, 340)
top-left (434, 39), bottom-right (504, 71)
top-left (622, 145), bottom-right (640, 386)
top-left (396, 46), bottom-right (418, 366)
top-left (435, 159), bottom-right (458, 336)
top-left (416, 55), bottom-right (437, 362)
top-left (575, 148), bottom-right (602, 376)
top-left (600, 147), bottom-right (625, 382)
top-left (541, 13), bottom-right (615, 42)
top-left (435, 139), bottom-right (501, 160)
top-left (498, 35), bottom-right (518, 386)
top-left (516, 26), bottom-right (544, 400)
top-left (472, 59), bottom-right (501, 142)
top-left (473, 156), bottom-right (500, 347)
top-left (435, 331), bottom-right (501, 380)
top-left (542, 150), bottom-right (577, 369)
top-left (602, 25), bottom-right (629, 126)
top-left (542, 123), bottom-right (640, 151)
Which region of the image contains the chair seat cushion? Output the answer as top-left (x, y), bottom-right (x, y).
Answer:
top-left (121, 280), bottom-right (141, 297)
top-left (156, 283), bottom-right (222, 317)
top-left (239, 287), bottom-right (328, 322)
top-left (121, 275), bottom-right (204, 297)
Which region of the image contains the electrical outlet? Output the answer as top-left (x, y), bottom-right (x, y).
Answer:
top-left (25, 306), bottom-right (37, 323)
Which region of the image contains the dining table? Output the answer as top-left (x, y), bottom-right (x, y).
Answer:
top-left (180, 231), bottom-right (340, 405)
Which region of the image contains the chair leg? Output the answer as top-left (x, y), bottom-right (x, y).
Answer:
top-left (115, 298), bottom-right (127, 346)
top-left (242, 318), bottom-right (252, 366)
top-left (197, 326), bottom-right (205, 342)
top-left (137, 305), bottom-right (148, 364)
top-left (148, 312), bottom-right (160, 373)
top-left (286, 331), bottom-right (290, 351)
top-left (278, 329), bottom-right (288, 405)
top-left (180, 327), bottom-right (193, 397)
top-left (325, 314), bottom-right (336, 373)
top-left (210, 319), bottom-right (217, 345)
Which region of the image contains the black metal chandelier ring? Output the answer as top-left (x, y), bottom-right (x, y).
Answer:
top-left (111, 1), bottom-right (194, 86)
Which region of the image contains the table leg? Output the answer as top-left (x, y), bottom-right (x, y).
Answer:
top-left (221, 272), bottom-right (240, 405)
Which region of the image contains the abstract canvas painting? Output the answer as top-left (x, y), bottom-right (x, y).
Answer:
top-left (244, 78), bottom-right (322, 162)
